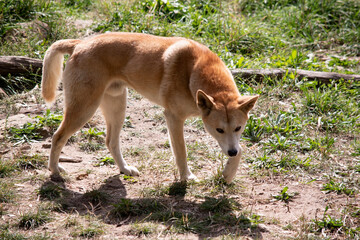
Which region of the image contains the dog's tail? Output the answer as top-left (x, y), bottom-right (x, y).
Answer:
top-left (42, 39), bottom-right (81, 104)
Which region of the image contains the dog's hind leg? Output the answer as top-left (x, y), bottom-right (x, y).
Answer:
top-left (100, 88), bottom-right (140, 176)
top-left (49, 82), bottom-right (104, 178)
top-left (164, 110), bottom-right (197, 182)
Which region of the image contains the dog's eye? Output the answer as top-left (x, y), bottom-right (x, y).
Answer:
top-left (216, 128), bottom-right (224, 134)
top-left (234, 126), bottom-right (241, 132)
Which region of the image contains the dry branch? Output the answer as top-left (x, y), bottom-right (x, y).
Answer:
top-left (1, 56), bottom-right (359, 84)
top-left (230, 68), bottom-right (360, 84)
top-left (0, 56), bottom-right (43, 76)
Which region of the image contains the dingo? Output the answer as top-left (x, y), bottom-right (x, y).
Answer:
top-left (42, 32), bottom-right (258, 183)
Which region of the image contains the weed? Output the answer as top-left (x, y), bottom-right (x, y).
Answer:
top-left (111, 198), bottom-right (166, 219)
top-left (72, 220), bottom-right (104, 238)
top-left (37, 183), bottom-right (63, 200)
top-left (242, 115), bottom-right (264, 143)
top-left (0, 159), bottom-right (16, 177)
top-left (200, 167), bottom-right (239, 195)
top-left (16, 154), bottom-right (47, 170)
top-left (267, 134), bottom-right (294, 151)
top-left (0, 229), bottom-right (26, 240)
top-left (7, 110), bottom-right (63, 144)
top-left (35, 109), bottom-right (63, 133)
top-left (168, 181), bottom-right (187, 196)
top-left (124, 147), bottom-right (144, 157)
top-left (0, 181), bottom-right (15, 203)
top-left (79, 141), bottom-right (104, 152)
top-left (81, 127), bottom-right (105, 141)
top-left (94, 156), bottom-right (115, 166)
top-left (64, 216), bottom-right (78, 228)
top-left (141, 184), bottom-right (169, 198)
top-left (123, 116), bottom-right (134, 128)
top-left (272, 186), bottom-right (299, 203)
top-left (123, 175), bottom-right (138, 183)
top-left (83, 189), bottom-right (109, 205)
top-left (263, 110), bottom-right (303, 136)
top-left (18, 208), bottom-right (51, 230)
top-left (248, 150), bottom-right (312, 172)
top-left (8, 121), bottom-right (43, 144)
top-left (322, 179), bottom-right (355, 196)
top-left (128, 222), bottom-right (158, 237)
top-left (309, 206), bottom-right (360, 236)
top-left (200, 197), bottom-right (240, 213)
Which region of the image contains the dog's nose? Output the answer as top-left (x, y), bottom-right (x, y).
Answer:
top-left (228, 149), bottom-right (238, 157)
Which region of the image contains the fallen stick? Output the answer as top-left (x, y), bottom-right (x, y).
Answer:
top-left (230, 68), bottom-right (360, 84)
top-left (0, 56), bottom-right (43, 76)
top-left (59, 156), bottom-right (83, 163)
top-left (1, 56), bottom-right (359, 84)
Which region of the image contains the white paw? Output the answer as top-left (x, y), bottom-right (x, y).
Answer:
top-left (48, 164), bottom-right (66, 175)
top-left (180, 171), bottom-right (199, 182)
top-left (58, 164), bottom-right (66, 172)
top-left (121, 165), bottom-right (140, 176)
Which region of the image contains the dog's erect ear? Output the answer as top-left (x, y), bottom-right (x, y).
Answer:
top-left (238, 95), bottom-right (259, 113)
top-left (196, 90), bottom-right (215, 116)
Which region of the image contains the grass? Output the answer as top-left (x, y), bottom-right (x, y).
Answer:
top-left (18, 208), bottom-right (51, 230)
top-left (272, 186), bottom-right (299, 203)
top-left (0, 181), bottom-right (15, 203)
top-left (37, 183), bottom-right (63, 200)
top-left (0, 0), bottom-right (359, 239)
top-left (7, 110), bottom-right (63, 144)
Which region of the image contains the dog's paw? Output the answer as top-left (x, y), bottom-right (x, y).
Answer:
top-left (48, 164), bottom-right (66, 175)
top-left (180, 171), bottom-right (199, 183)
top-left (58, 164), bottom-right (66, 172)
top-left (222, 170), bottom-right (236, 184)
top-left (121, 165), bottom-right (140, 176)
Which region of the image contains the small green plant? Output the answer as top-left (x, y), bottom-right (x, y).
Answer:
top-left (267, 134), bottom-right (294, 151)
top-left (272, 186), bottom-right (299, 203)
top-left (0, 160), bottom-right (16, 177)
top-left (0, 230), bottom-right (26, 240)
top-left (35, 109), bottom-right (63, 133)
top-left (18, 208), bottom-right (51, 230)
top-left (72, 220), bottom-right (104, 238)
top-left (168, 181), bottom-right (187, 196)
top-left (79, 127), bottom-right (105, 152)
top-left (243, 115), bottom-right (264, 143)
top-left (301, 135), bottom-right (335, 157)
top-left (263, 110), bottom-right (303, 136)
top-left (37, 184), bottom-right (63, 200)
top-left (16, 154), bottom-right (47, 170)
top-left (123, 116), bottom-right (134, 128)
top-left (200, 167), bottom-right (238, 195)
top-left (8, 121), bottom-right (43, 144)
top-left (0, 181), bottom-right (15, 203)
top-left (322, 179), bottom-right (355, 196)
top-left (83, 189), bottom-right (108, 205)
top-left (81, 127), bottom-right (105, 141)
top-left (111, 199), bottom-right (166, 219)
top-left (94, 156), bottom-right (115, 166)
top-left (7, 110), bottom-right (63, 144)
top-left (123, 175), bottom-right (138, 183)
top-left (200, 197), bottom-right (240, 213)
top-left (311, 206), bottom-right (352, 235)
top-left (128, 223), bottom-right (158, 237)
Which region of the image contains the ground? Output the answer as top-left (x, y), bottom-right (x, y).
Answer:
top-left (0, 85), bottom-right (358, 239)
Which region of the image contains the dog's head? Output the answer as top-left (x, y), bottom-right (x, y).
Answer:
top-left (196, 90), bottom-right (258, 157)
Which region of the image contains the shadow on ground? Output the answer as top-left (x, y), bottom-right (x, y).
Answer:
top-left (40, 175), bottom-right (267, 239)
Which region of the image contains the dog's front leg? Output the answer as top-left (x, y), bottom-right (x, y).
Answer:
top-left (222, 149), bottom-right (242, 184)
top-left (164, 110), bottom-right (197, 182)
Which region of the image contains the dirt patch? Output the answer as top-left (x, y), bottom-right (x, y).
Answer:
top-left (0, 88), bottom-right (357, 239)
